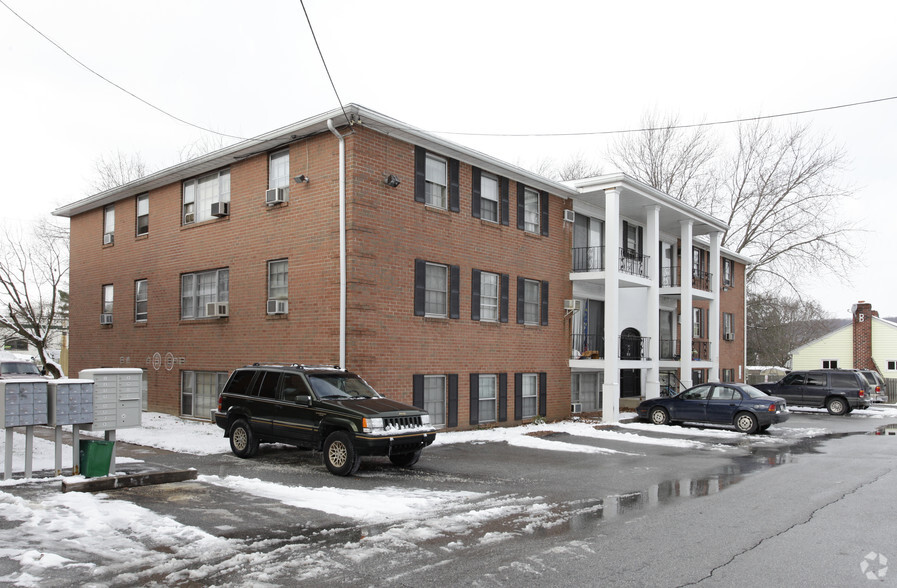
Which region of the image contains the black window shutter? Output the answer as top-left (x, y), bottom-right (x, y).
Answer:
top-left (450, 265), bottom-right (460, 319)
top-left (498, 373), bottom-right (508, 422)
top-left (471, 269), bottom-right (481, 321)
top-left (449, 158), bottom-right (460, 212)
top-left (540, 281), bottom-right (549, 326)
top-left (516, 184), bottom-right (525, 230)
top-left (514, 373), bottom-right (523, 420)
top-left (623, 220), bottom-right (629, 253)
top-left (637, 225), bottom-right (644, 256)
top-left (469, 373), bottom-right (479, 425)
top-left (414, 146), bottom-right (426, 203)
top-left (500, 177), bottom-right (510, 226)
top-left (539, 372), bottom-right (547, 417)
top-left (447, 374), bottom-right (458, 428)
top-left (540, 190), bottom-right (549, 237)
top-left (412, 374), bottom-right (424, 408)
top-left (471, 167), bottom-right (481, 219)
top-left (414, 259), bottom-right (426, 316)
top-left (500, 273), bottom-right (509, 323)
top-left (516, 276), bottom-right (525, 324)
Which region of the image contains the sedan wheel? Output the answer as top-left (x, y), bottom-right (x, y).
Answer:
top-left (650, 407), bottom-right (670, 426)
top-left (734, 412), bottom-right (758, 434)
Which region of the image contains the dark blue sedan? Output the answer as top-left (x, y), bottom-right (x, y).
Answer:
top-left (636, 382), bottom-right (790, 434)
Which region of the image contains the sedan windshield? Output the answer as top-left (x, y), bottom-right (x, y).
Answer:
top-left (308, 374), bottom-right (381, 399)
top-left (0, 362), bottom-right (41, 376)
top-left (740, 384), bottom-right (771, 399)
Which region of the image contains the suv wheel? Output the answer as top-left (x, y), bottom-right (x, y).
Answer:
top-left (826, 397), bottom-right (848, 416)
top-left (229, 419), bottom-right (259, 458)
top-left (323, 431), bottom-right (362, 476)
top-left (389, 450), bottom-right (421, 468)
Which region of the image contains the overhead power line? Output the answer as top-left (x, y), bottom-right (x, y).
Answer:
top-left (299, 0), bottom-right (351, 128)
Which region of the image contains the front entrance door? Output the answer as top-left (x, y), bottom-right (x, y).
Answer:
top-left (621, 369), bottom-right (641, 398)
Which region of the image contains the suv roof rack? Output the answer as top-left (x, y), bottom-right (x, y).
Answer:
top-left (292, 364), bottom-right (342, 370)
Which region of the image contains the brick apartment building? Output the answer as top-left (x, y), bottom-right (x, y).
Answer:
top-left (53, 104), bottom-right (749, 427)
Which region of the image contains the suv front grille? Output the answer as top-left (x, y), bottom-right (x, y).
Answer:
top-left (385, 416), bottom-right (423, 430)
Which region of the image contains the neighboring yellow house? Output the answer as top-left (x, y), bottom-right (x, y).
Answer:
top-left (790, 301), bottom-right (897, 380)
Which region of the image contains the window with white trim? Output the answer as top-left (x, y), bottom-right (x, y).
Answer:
top-left (425, 263), bottom-right (448, 317)
top-left (135, 279), bottom-right (147, 322)
top-left (480, 271), bottom-right (499, 321)
top-left (181, 268), bottom-right (229, 319)
top-left (102, 284), bottom-right (113, 315)
top-left (103, 205), bottom-right (115, 243)
top-left (693, 307), bottom-right (704, 338)
top-left (479, 374), bottom-right (497, 423)
top-left (181, 370), bottom-right (228, 417)
top-left (523, 187), bottom-right (540, 233)
top-left (269, 150), bottom-right (290, 190)
top-left (523, 279), bottom-right (540, 325)
top-left (183, 169), bottom-right (230, 224)
top-left (480, 172), bottom-right (499, 222)
top-left (521, 373), bottom-right (537, 419)
top-left (268, 259), bottom-right (288, 301)
top-left (136, 194), bottom-right (148, 236)
top-left (425, 153), bottom-right (447, 209)
top-left (424, 375), bottom-right (446, 427)
top-left (722, 258), bottom-right (734, 287)
top-left (723, 312), bottom-right (735, 339)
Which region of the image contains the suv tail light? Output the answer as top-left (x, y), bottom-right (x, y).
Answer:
top-left (217, 394), bottom-right (223, 411)
top-left (858, 389), bottom-right (865, 397)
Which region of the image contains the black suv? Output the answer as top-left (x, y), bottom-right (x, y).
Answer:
top-left (754, 369), bottom-right (870, 415)
top-left (213, 364), bottom-right (437, 476)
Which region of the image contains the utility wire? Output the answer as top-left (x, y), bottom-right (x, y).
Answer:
top-left (299, 0), bottom-right (352, 128)
top-left (431, 95), bottom-right (897, 137)
top-left (0, 0), bottom-right (248, 141)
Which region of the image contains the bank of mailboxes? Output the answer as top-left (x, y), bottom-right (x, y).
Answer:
top-left (47, 380), bottom-right (95, 426)
top-left (78, 368), bottom-right (142, 431)
top-left (1, 380), bottom-right (49, 428)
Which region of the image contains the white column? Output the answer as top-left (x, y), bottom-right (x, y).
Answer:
top-left (645, 205), bottom-right (660, 399)
top-left (709, 231), bottom-right (721, 382)
top-left (679, 220), bottom-right (694, 390)
top-left (602, 187), bottom-right (621, 422)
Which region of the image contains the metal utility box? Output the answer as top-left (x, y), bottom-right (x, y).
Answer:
top-left (78, 368), bottom-right (143, 431)
top-left (1, 379), bottom-right (49, 428)
top-left (47, 379), bottom-right (95, 426)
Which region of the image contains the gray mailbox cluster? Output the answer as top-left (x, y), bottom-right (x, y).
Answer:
top-left (47, 380), bottom-right (95, 426)
top-left (79, 368), bottom-right (143, 431)
top-left (1, 380), bottom-right (49, 428)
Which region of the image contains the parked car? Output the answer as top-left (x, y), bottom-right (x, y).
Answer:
top-left (636, 382), bottom-right (790, 434)
top-left (0, 360), bottom-right (43, 379)
top-left (213, 364), bottom-right (437, 476)
top-left (857, 369), bottom-right (888, 403)
top-left (753, 369), bottom-right (870, 415)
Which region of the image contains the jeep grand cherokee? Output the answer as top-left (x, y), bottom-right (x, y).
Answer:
top-left (213, 364), bottom-right (437, 476)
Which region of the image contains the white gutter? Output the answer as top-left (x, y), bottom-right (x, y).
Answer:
top-left (327, 119), bottom-right (347, 369)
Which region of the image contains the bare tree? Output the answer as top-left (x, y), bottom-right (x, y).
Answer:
top-left (0, 221), bottom-right (69, 377)
top-left (746, 292), bottom-right (834, 367)
top-left (555, 153), bottom-right (603, 182)
top-left (178, 133), bottom-right (227, 162)
top-left (89, 150), bottom-right (151, 193)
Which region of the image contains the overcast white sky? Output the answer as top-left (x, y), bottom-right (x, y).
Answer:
top-left (1, 0), bottom-right (895, 317)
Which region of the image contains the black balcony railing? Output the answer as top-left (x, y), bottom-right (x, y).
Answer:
top-left (619, 248), bottom-right (650, 279)
top-left (692, 340), bottom-right (711, 361)
top-left (620, 335), bottom-right (650, 360)
top-left (572, 333), bottom-right (604, 358)
top-left (572, 246), bottom-right (605, 272)
top-left (660, 266), bottom-right (680, 287)
top-left (659, 339), bottom-right (679, 360)
top-left (692, 270), bottom-right (713, 292)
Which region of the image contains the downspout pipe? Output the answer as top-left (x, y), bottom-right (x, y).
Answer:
top-left (327, 119), bottom-right (346, 368)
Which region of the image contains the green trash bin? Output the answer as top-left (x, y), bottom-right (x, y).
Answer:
top-left (79, 440), bottom-right (114, 478)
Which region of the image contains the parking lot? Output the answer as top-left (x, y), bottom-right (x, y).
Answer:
top-left (1, 406), bottom-right (896, 587)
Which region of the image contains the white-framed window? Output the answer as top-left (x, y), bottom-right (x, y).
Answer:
top-left (888, 360), bottom-right (896, 371)
top-left (722, 258), bottom-right (734, 287)
top-left (136, 194), bottom-right (149, 236)
top-left (480, 271), bottom-right (499, 321)
top-left (102, 284), bottom-right (113, 314)
top-left (693, 307), bottom-right (704, 338)
top-left (479, 374), bottom-right (497, 423)
top-left (183, 169), bottom-right (230, 224)
top-left (523, 187), bottom-right (540, 233)
top-left (424, 375), bottom-right (446, 427)
top-left (521, 373), bottom-right (537, 419)
top-left (723, 312), bottom-right (735, 339)
top-left (269, 149), bottom-right (290, 190)
top-left (425, 153), bottom-right (448, 209)
top-left (523, 279), bottom-right (540, 325)
top-left (425, 262), bottom-right (448, 317)
top-left (135, 279), bottom-right (147, 322)
top-left (480, 172), bottom-right (499, 223)
top-left (822, 359), bottom-right (838, 369)
top-left (181, 370), bottom-right (228, 417)
top-left (268, 259), bottom-right (288, 301)
top-left (103, 205), bottom-right (115, 243)
top-left (722, 368), bottom-right (735, 382)
top-left (181, 268), bottom-right (229, 319)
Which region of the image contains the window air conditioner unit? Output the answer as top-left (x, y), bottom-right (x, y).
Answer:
top-left (563, 299), bottom-right (581, 311)
top-left (266, 188), bottom-right (287, 205)
top-left (267, 299), bottom-right (288, 315)
top-left (103, 233), bottom-right (114, 245)
top-left (100, 313), bottom-right (113, 325)
top-left (184, 212), bottom-right (195, 224)
top-left (571, 403), bottom-right (582, 414)
top-left (206, 302), bottom-right (229, 317)
top-left (724, 333), bottom-right (735, 341)
top-left (563, 209), bottom-right (576, 223)
top-left (211, 201), bottom-right (229, 217)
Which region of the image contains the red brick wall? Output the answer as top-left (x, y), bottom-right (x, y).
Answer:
top-left (853, 301), bottom-right (874, 369)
